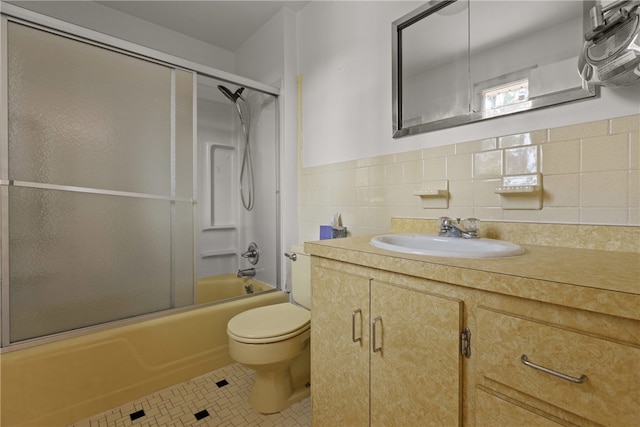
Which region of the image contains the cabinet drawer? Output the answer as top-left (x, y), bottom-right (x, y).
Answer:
top-left (477, 308), bottom-right (640, 426)
top-left (476, 387), bottom-right (563, 427)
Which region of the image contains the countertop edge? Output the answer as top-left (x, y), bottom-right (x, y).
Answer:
top-left (305, 237), bottom-right (640, 321)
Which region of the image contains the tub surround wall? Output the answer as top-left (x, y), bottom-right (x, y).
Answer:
top-left (298, 114), bottom-right (640, 243)
top-left (0, 291), bottom-right (288, 427)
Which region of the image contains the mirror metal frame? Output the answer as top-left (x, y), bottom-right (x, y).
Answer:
top-left (392, 0), bottom-right (599, 138)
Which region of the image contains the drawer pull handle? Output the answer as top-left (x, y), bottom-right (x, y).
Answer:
top-left (352, 309), bottom-right (362, 343)
top-left (521, 355), bottom-right (588, 384)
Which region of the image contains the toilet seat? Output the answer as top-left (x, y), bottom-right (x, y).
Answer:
top-left (227, 303), bottom-right (310, 344)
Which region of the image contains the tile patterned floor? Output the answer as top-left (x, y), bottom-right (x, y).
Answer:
top-left (70, 363), bottom-right (311, 427)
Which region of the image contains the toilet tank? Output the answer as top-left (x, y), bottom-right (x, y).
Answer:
top-left (290, 245), bottom-right (310, 309)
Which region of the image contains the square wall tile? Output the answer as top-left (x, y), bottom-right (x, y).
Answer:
top-left (354, 167), bottom-right (369, 187)
top-left (473, 207), bottom-right (504, 221)
top-left (447, 154), bottom-right (473, 181)
top-left (456, 138), bottom-right (496, 154)
top-left (581, 171), bottom-right (628, 207)
top-left (539, 207), bottom-right (580, 223)
top-left (328, 188), bottom-right (357, 207)
top-left (549, 120), bottom-right (608, 142)
top-left (327, 167), bottom-right (355, 189)
top-left (369, 165), bottom-right (386, 187)
top-left (610, 114), bottom-right (640, 134)
top-left (630, 170), bottom-right (639, 208)
top-left (629, 208), bottom-right (640, 225)
top-left (423, 157), bottom-right (447, 181)
top-left (473, 179), bottom-right (502, 207)
top-left (385, 163), bottom-right (404, 186)
top-left (383, 184), bottom-right (414, 207)
top-left (403, 160), bottom-right (423, 184)
top-left (580, 207), bottom-right (628, 225)
top-left (355, 187), bottom-right (370, 206)
top-left (541, 140), bottom-right (580, 175)
top-left (448, 180), bottom-right (474, 207)
top-left (395, 149), bottom-right (422, 163)
top-left (581, 133), bottom-right (628, 172)
top-left (473, 150), bottom-right (503, 179)
top-left (630, 132), bottom-right (639, 170)
top-left (369, 186), bottom-right (386, 207)
top-left (369, 154), bottom-right (395, 167)
top-left (503, 210), bottom-right (541, 222)
top-left (423, 144), bottom-right (455, 159)
top-left (505, 146), bottom-right (538, 175)
top-left (543, 174), bottom-right (580, 207)
top-left (499, 130), bottom-right (546, 148)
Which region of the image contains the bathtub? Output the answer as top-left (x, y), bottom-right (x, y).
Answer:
top-left (196, 273), bottom-right (274, 304)
top-left (0, 284), bottom-right (288, 427)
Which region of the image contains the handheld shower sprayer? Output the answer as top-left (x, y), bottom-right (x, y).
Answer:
top-left (218, 85), bottom-right (245, 103)
top-left (217, 84), bottom-right (255, 211)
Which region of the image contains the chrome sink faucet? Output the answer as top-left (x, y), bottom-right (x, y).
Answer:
top-left (438, 217), bottom-right (480, 239)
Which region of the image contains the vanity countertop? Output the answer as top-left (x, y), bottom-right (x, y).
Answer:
top-left (305, 235), bottom-right (640, 321)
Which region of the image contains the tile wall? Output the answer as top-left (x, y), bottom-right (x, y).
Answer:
top-left (298, 114), bottom-right (640, 243)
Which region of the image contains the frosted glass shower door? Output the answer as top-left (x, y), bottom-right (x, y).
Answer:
top-left (1, 22), bottom-right (195, 343)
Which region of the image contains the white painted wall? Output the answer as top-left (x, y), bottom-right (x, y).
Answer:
top-left (298, 1), bottom-right (640, 168)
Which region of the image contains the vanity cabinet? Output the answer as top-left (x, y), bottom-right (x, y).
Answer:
top-left (311, 263), bottom-right (463, 427)
top-left (308, 242), bottom-right (640, 427)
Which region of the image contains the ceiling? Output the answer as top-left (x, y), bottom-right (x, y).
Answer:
top-left (98, 1), bottom-right (310, 52)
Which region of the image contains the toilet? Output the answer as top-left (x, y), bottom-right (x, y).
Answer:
top-left (227, 245), bottom-right (311, 414)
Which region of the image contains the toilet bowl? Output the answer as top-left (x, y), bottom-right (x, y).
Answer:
top-left (226, 246), bottom-right (311, 414)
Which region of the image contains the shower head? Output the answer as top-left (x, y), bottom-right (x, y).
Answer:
top-left (219, 84), bottom-right (250, 130)
top-left (218, 85), bottom-right (245, 103)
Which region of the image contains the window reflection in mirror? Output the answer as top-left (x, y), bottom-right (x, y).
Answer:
top-left (392, 0), bottom-right (598, 138)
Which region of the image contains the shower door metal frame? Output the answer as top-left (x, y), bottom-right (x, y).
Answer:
top-left (0, 14), bottom-right (8, 348)
top-left (0, 17), bottom-right (196, 347)
top-left (0, 3), bottom-right (281, 349)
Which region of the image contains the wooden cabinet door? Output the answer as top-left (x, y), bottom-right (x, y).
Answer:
top-left (370, 280), bottom-right (463, 427)
top-left (311, 266), bottom-right (370, 427)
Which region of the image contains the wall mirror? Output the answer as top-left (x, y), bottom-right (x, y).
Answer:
top-left (392, 0), bottom-right (598, 138)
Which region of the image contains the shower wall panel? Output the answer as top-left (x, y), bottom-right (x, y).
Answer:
top-left (196, 94), bottom-right (239, 278)
top-left (196, 81), bottom-right (279, 286)
top-left (211, 144), bottom-right (237, 226)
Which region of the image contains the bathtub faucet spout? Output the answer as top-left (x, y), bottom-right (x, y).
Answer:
top-left (237, 268), bottom-right (256, 278)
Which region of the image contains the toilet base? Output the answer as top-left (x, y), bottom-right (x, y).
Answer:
top-left (250, 370), bottom-right (310, 414)
top-left (248, 342), bottom-right (311, 414)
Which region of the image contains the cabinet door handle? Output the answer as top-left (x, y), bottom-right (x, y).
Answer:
top-left (372, 316), bottom-right (383, 353)
top-left (351, 309), bottom-right (362, 343)
top-left (521, 354), bottom-right (588, 384)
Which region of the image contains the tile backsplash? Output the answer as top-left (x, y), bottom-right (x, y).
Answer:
top-left (299, 114), bottom-right (640, 242)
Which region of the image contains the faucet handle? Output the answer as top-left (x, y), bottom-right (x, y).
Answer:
top-left (438, 216), bottom-right (452, 227)
top-left (463, 218), bottom-right (480, 231)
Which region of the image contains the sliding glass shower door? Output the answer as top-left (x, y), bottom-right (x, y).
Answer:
top-left (0, 21), bottom-right (195, 344)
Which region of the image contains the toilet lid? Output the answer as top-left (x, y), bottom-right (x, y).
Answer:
top-left (227, 303), bottom-right (310, 342)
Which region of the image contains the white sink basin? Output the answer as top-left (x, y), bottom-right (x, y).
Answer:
top-left (370, 234), bottom-right (524, 258)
